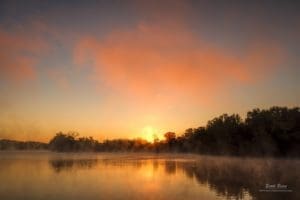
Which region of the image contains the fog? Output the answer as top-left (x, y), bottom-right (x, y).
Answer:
top-left (0, 152), bottom-right (298, 200)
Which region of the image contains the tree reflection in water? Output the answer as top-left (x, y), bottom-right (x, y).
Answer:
top-left (179, 157), bottom-right (299, 200)
top-left (49, 159), bottom-right (98, 173)
top-left (48, 156), bottom-right (299, 200)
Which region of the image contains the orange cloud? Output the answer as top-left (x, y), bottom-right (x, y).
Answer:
top-left (74, 21), bottom-right (284, 107)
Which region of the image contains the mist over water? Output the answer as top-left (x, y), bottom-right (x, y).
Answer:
top-left (0, 152), bottom-right (298, 200)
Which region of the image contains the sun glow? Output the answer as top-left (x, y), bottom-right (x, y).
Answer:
top-left (142, 125), bottom-right (157, 143)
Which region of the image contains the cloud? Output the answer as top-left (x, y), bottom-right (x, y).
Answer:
top-left (0, 22), bottom-right (50, 83)
top-left (74, 21), bottom-right (284, 107)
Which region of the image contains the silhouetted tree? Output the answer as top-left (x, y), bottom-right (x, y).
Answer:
top-left (49, 132), bottom-right (77, 152)
top-left (164, 132), bottom-right (176, 151)
top-left (0, 139), bottom-right (47, 150)
top-left (41, 106), bottom-right (300, 157)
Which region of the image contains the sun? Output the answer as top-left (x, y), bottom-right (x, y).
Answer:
top-left (142, 125), bottom-right (156, 143)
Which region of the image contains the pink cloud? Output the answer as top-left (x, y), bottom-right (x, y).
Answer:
top-left (74, 21), bottom-right (284, 107)
top-left (0, 22), bottom-right (50, 83)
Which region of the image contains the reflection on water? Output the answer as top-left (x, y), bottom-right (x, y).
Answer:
top-left (50, 159), bottom-right (98, 173)
top-left (0, 152), bottom-right (299, 200)
top-left (178, 157), bottom-right (299, 200)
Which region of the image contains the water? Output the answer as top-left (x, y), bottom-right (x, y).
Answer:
top-left (0, 152), bottom-right (299, 200)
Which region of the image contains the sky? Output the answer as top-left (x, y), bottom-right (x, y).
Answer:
top-left (0, 0), bottom-right (299, 142)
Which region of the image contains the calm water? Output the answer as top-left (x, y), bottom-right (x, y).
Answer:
top-left (0, 152), bottom-right (299, 200)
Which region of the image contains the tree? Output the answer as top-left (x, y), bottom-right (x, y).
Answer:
top-left (49, 132), bottom-right (77, 152)
top-left (164, 132), bottom-right (176, 151)
top-left (164, 132), bottom-right (176, 143)
top-left (46, 106), bottom-right (299, 157)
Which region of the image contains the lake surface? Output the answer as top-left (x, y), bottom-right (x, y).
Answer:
top-left (0, 152), bottom-right (299, 200)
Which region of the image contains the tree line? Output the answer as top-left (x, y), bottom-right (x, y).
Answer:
top-left (47, 106), bottom-right (299, 157)
top-left (1, 106), bottom-right (299, 157)
top-left (0, 139), bottom-right (47, 150)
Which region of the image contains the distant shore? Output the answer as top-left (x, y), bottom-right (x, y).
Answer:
top-left (1, 106), bottom-right (299, 158)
